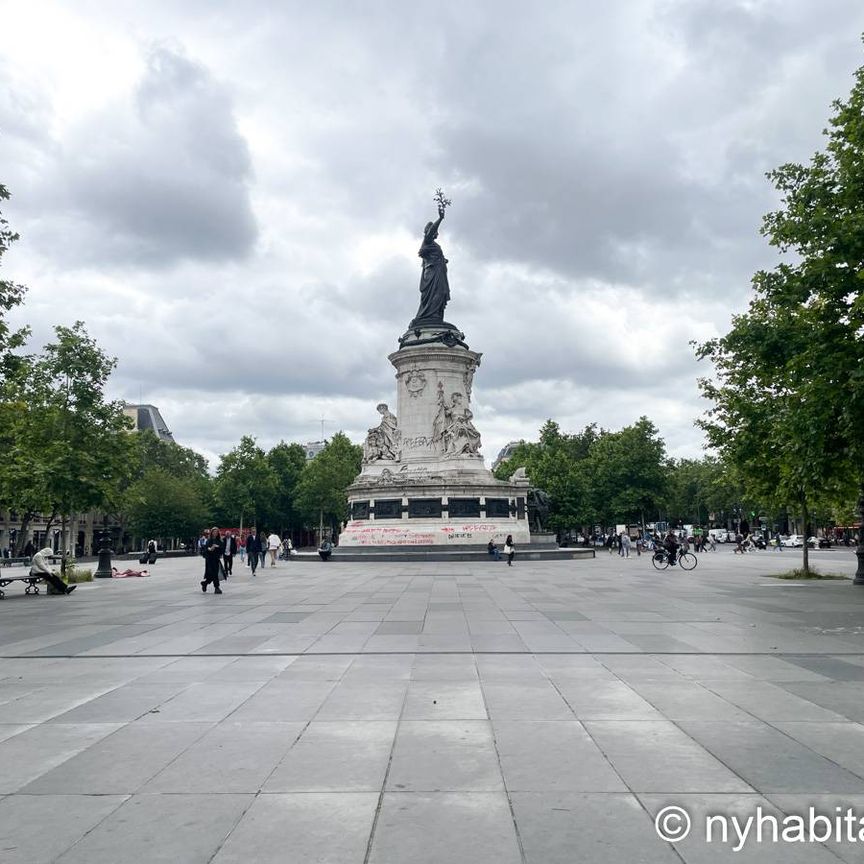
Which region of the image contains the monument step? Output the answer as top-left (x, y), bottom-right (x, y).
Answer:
top-left (294, 547), bottom-right (595, 563)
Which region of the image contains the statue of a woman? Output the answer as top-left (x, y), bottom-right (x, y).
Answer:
top-left (411, 204), bottom-right (450, 325)
top-left (362, 403), bottom-right (400, 463)
top-left (445, 393), bottom-right (482, 457)
top-left (432, 384), bottom-right (481, 458)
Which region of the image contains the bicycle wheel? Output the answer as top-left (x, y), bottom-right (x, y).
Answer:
top-left (651, 551), bottom-right (669, 570)
top-left (678, 552), bottom-right (697, 570)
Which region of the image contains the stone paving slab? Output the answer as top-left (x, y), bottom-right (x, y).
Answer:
top-left (2, 550), bottom-right (864, 860)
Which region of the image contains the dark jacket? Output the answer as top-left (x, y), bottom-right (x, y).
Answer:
top-left (203, 535), bottom-right (223, 580)
top-left (245, 534), bottom-right (261, 555)
top-left (223, 535), bottom-right (237, 556)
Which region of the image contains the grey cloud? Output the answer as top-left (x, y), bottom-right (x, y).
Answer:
top-left (24, 44), bottom-right (257, 268)
top-left (5, 0), bottom-right (864, 468)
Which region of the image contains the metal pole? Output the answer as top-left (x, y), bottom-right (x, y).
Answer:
top-left (93, 532), bottom-right (114, 579)
top-left (853, 490), bottom-right (864, 585)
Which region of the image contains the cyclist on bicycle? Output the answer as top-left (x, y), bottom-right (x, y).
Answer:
top-left (664, 530), bottom-right (680, 566)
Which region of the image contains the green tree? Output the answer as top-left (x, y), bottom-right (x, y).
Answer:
top-left (267, 441), bottom-right (308, 532)
top-left (0, 184), bottom-right (29, 380)
top-left (695, 50), bottom-right (864, 572)
top-left (588, 417), bottom-right (668, 527)
top-left (124, 467), bottom-right (210, 544)
top-left (11, 323), bottom-right (134, 556)
top-left (494, 421), bottom-right (600, 532)
top-left (294, 432), bottom-right (362, 539)
top-left (108, 430), bottom-right (212, 544)
top-left (132, 429), bottom-right (210, 480)
top-left (0, 184), bottom-right (38, 548)
top-left (664, 457), bottom-right (750, 528)
top-left (214, 436), bottom-right (277, 529)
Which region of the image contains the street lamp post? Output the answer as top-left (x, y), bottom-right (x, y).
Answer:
top-left (853, 491), bottom-right (864, 585)
top-left (93, 531), bottom-right (114, 579)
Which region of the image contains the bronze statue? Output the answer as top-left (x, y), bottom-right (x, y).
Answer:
top-left (411, 189), bottom-right (451, 326)
top-left (527, 488), bottom-right (551, 533)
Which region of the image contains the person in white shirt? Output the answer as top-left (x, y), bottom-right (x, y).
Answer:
top-left (267, 533), bottom-right (281, 566)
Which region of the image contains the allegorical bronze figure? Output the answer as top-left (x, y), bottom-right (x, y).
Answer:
top-left (411, 189), bottom-right (452, 326)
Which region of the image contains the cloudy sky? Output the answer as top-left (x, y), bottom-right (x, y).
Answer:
top-left (2, 1), bottom-right (863, 469)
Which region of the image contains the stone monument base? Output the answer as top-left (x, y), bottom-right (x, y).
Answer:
top-left (339, 515), bottom-right (529, 549)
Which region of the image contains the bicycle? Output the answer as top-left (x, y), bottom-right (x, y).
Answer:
top-left (651, 548), bottom-right (697, 570)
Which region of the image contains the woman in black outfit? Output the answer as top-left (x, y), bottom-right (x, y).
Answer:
top-left (201, 527), bottom-right (224, 594)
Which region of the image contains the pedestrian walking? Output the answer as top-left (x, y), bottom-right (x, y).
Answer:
top-left (201, 527), bottom-right (224, 594)
top-left (504, 534), bottom-right (515, 566)
top-left (222, 533), bottom-right (237, 577)
top-left (239, 542), bottom-right (246, 565)
top-left (258, 531), bottom-right (268, 569)
top-left (267, 532), bottom-right (281, 566)
top-left (620, 532), bottom-right (631, 558)
top-left (246, 531), bottom-right (261, 576)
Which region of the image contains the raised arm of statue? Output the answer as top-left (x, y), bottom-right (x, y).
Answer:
top-left (424, 212), bottom-right (444, 241)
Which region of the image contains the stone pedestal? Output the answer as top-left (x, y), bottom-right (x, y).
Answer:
top-left (340, 324), bottom-right (532, 550)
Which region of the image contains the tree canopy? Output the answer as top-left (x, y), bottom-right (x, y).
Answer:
top-left (294, 432), bottom-right (362, 533)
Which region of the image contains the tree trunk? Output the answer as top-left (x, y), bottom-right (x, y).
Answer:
top-left (60, 513), bottom-right (67, 575)
top-left (801, 496), bottom-right (810, 575)
top-left (15, 512), bottom-right (33, 555)
top-left (43, 509), bottom-right (57, 542)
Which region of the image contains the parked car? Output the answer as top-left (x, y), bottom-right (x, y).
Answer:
top-left (806, 536), bottom-right (831, 549)
top-left (710, 530), bottom-right (735, 543)
top-left (781, 534), bottom-right (805, 547)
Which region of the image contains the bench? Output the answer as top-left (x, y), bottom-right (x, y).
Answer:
top-left (1, 556), bottom-right (31, 568)
top-left (0, 572), bottom-right (44, 597)
top-left (0, 556), bottom-right (63, 598)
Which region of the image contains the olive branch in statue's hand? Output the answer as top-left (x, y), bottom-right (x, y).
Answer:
top-left (434, 188), bottom-right (451, 217)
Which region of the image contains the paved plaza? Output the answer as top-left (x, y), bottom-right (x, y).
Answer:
top-left (2, 549), bottom-right (864, 862)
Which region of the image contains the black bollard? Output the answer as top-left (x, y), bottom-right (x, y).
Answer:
top-left (93, 532), bottom-right (114, 579)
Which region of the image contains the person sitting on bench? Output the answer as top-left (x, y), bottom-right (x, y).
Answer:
top-left (30, 547), bottom-right (76, 595)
